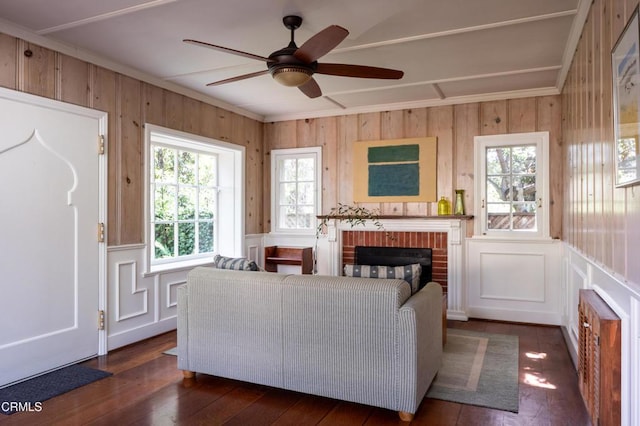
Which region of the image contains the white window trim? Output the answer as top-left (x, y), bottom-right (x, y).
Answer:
top-left (473, 131), bottom-right (550, 240)
top-left (270, 146), bottom-right (322, 235)
top-left (144, 124), bottom-right (245, 274)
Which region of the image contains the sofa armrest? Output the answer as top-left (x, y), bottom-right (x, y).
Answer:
top-left (396, 282), bottom-right (443, 413)
top-left (177, 284), bottom-right (189, 372)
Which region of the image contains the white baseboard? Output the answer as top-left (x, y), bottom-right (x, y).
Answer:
top-left (467, 306), bottom-right (562, 325)
top-left (107, 318), bottom-right (177, 351)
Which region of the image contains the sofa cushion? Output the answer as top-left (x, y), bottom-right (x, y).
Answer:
top-left (343, 263), bottom-right (421, 293)
top-left (213, 254), bottom-right (259, 271)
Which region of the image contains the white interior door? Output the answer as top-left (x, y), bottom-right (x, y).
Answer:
top-left (0, 88), bottom-right (107, 387)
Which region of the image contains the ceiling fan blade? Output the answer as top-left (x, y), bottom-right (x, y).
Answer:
top-left (294, 25), bottom-right (348, 63)
top-left (184, 39), bottom-right (274, 63)
top-left (298, 78), bottom-right (322, 98)
top-left (206, 70), bottom-right (270, 87)
top-left (316, 63), bottom-right (404, 79)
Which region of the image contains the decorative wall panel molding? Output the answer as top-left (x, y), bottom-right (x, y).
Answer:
top-left (166, 279), bottom-right (186, 309)
top-left (114, 260), bottom-right (148, 321)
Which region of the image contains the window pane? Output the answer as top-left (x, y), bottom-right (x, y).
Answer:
top-left (273, 148), bottom-right (320, 233)
top-left (154, 147), bottom-right (175, 182)
top-left (480, 134), bottom-right (545, 236)
top-left (487, 214), bottom-right (510, 229)
top-left (198, 154), bottom-right (216, 186)
top-left (487, 202), bottom-right (510, 230)
top-left (154, 223), bottom-right (174, 258)
top-left (178, 151), bottom-right (196, 184)
top-left (279, 205), bottom-right (296, 228)
top-left (154, 185), bottom-right (176, 221)
top-left (487, 176), bottom-right (511, 202)
top-left (178, 187), bottom-right (196, 220)
top-left (486, 148), bottom-right (510, 174)
top-left (513, 176), bottom-right (536, 201)
top-left (512, 203), bottom-right (537, 230)
top-left (618, 138), bottom-right (637, 182)
top-left (178, 222), bottom-right (195, 256)
top-left (297, 205), bottom-right (314, 228)
top-left (297, 158), bottom-right (315, 181)
top-left (511, 146), bottom-right (536, 174)
top-left (298, 182), bottom-right (315, 205)
top-left (199, 188), bottom-right (215, 219)
top-left (198, 222), bottom-right (214, 253)
top-left (149, 128), bottom-right (242, 267)
top-left (280, 183), bottom-right (297, 205)
top-left (279, 159), bottom-right (297, 181)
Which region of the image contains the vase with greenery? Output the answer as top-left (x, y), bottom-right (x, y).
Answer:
top-left (316, 203), bottom-right (387, 237)
top-left (314, 203), bottom-right (392, 273)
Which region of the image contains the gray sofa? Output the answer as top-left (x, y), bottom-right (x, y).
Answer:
top-left (177, 267), bottom-right (443, 420)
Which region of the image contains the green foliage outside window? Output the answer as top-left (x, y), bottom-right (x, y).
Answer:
top-left (152, 145), bottom-right (216, 261)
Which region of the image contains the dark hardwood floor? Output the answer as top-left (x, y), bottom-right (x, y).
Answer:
top-left (0, 320), bottom-right (590, 425)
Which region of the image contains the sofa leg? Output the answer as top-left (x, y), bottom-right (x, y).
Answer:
top-left (182, 370), bottom-right (195, 379)
top-left (398, 411), bottom-right (414, 421)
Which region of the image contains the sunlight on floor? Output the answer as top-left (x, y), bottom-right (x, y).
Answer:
top-left (523, 352), bottom-right (557, 389)
top-left (525, 351), bottom-right (547, 360)
top-left (524, 373), bottom-right (557, 389)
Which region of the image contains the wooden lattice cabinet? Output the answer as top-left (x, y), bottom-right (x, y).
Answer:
top-left (578, 289), bottom-right (621, 426)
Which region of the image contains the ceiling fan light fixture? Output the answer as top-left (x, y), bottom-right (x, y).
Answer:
top-left (271, 66), bottom-right (312, 87)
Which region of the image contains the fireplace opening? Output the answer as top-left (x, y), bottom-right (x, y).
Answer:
top-left (354, 246), bottom-right (432, 289)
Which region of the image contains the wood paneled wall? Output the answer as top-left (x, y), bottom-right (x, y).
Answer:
top-left (563, 0), bottom-right (640, 284)
top-left (264, 96), bottom-right (563, 238)
top-left (0, 33), bottom-right (264, 245)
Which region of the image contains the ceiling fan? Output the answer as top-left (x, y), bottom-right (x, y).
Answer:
top-left (184, 15), bottom-right (404, 99)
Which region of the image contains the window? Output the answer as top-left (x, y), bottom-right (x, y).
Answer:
top-left (146, 124), bottom-right (244, 272)
top-left (271, 147), bottom-right (322, 234)
top-left (474, 132), bottom-right (549, 239)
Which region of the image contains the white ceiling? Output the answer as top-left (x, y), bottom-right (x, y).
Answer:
top-left (0, 0), bottom-right (589, 122)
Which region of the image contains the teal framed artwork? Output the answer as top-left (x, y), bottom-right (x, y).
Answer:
top-left (353, 137), bottom-right (437, 202)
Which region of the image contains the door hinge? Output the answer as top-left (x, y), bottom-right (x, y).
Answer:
top-left (97, 222), bottom-right (105, 242)
top-left (98, 310), bottom-right (105, 330)
top-left (98, 135), bottom-right (105, 155)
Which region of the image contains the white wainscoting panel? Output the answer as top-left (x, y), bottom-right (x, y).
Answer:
top-left (467, 238), bottom-right (562, 325)
top-left (562, 245), bottom-right (640, 426)
top-left (158, 270), bottom-right (187, 319)
top-left (107, 245), bottom-right (177, 350)
top-left (478, 252), bottom-right (545, 301)
top-left (563, 252), bottom-right (589, 356)
top-left (114, 260), bottom-right (148, 321)
top-left (632, 297), bottom-right (640, 426)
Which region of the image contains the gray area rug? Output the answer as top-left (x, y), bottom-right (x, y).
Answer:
top-left (163, 347), bottom-right (178, 356)
top-left (427, 328), bottom-right (519, 412)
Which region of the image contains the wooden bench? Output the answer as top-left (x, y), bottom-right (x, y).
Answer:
top-left (264, 246), bottom-right (313, 274)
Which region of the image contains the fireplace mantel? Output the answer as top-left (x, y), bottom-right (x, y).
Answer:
top-left (318, 217), bottom-right (469, 321)
top-left (317, 215), bottom-right (474, 220)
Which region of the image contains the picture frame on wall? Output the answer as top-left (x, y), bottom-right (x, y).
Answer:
top-left (352, 137), bottom-right (437, 203)
top-left (612, 5), bottom-right (640, 187)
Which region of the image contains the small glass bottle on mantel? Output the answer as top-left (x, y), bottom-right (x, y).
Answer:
top-left (437, 196), bottom-right (451, 215)
top-left (454, 189), bottom-right (465, 215)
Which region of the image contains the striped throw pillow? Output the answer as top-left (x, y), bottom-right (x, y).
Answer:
top-left (343, 263), bottom-right (421, 294)
top-left (213, 254), bottom-right (259, 271)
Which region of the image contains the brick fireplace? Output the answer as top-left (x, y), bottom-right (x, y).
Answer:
top-left (318, 217), bottom-right (468, 320)
top-left (341, 230), bottom-right (448, 292)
